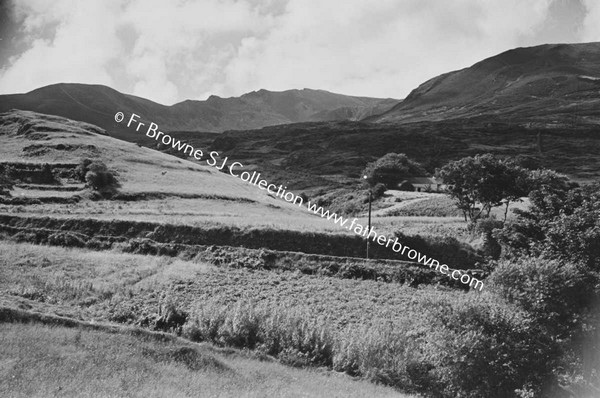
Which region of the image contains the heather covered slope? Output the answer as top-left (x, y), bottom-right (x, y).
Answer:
top-left (208, 119), bottom-right (600, 193)
top-left (370, 42), bottom-right (600, 126)
top-left (0, 83), bottom-right (399, 136)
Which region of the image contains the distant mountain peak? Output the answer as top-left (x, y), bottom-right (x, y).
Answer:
top-left (369, 42), bottom-right (600, 126)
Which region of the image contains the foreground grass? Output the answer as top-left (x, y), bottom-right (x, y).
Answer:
top-left (0, 240), bottom-right (561, 397)
top-left (0, 321), bottom-right (410, 397)
top-left (0, 240), bottom-right (460, 395)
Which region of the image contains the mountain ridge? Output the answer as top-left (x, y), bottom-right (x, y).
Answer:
top-left (0, 83), bottom-right (400, 135)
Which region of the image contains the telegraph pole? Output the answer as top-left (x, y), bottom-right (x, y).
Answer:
top-left (363, 176), bottom-right (372, 259)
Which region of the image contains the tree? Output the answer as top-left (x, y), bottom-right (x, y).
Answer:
top-left (436, 154), bottom-right (529, 222)
top-left (362, 153), bottom-right (426, 188)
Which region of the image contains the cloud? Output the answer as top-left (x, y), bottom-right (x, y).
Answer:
top-left (0, 0), bottom-right (591, 104)
top-left (0, 0), bottom-right (124, 93)
top-left (219, 0), bottom-right (553, 98)
top-left (582, 0), bottom-right (600, 41)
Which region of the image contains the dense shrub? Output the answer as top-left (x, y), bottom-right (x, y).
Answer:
top-left (420, 294), bottom-right (560, 398)
top-left (77, 158), bottom-right (119, 194)
top-left (488, 257), bottom-right (592, 336)
top-left (488, 256), bottom-right (600, 396)
top-left (497, 182), bottom-right (600, 272)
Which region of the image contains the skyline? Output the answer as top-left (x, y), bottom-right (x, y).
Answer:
top-left (0, 0), bottom-right (598, 105)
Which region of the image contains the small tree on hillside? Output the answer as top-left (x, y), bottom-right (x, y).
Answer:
top-left (363, 153), bottom-right (426, 189)
top-left (436, 154), bottom-right (529, 222)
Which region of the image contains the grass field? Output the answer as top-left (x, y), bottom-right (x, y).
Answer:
top-left (0, 320), bottom-right (410, 397)
top-left (0, 241), bottom-right (461, 330)
top-left (0, 240), bottom-right (469, 396)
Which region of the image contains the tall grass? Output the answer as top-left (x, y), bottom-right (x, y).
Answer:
top-left (180, 295), bottom-right (560, 398)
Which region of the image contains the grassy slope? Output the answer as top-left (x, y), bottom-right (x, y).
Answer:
top-left (0, 321), bottom-right (409, 398)
top-left (0, 110), bottom-right (342, 233)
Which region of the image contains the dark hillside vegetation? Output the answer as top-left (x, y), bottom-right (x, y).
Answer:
top-left (205, 119), bottom-right (600, 192)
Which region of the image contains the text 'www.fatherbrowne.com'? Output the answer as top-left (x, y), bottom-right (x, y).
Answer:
top-left (115, 111), bottom-right (484, 291)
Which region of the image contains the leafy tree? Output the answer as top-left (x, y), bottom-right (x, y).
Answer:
top-left (362, 153), bottom-right (426, 188)
top-left (436, 154), bottom-right (529, 221)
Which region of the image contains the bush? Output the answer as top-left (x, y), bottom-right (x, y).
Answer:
top-left (497, 182), bottom-right (600, 271)
top-left (420, 294), bottom-right (560, 398)
top-left (77, 158), bottom-right (119, 194)
top-left (488, 256), bottom-right (600, 396)
top-left (488, 256), bottom-right (593, 337)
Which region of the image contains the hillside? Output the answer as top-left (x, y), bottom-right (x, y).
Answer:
top-left (0, 109), bottom-right (341, 233)
top-left (207, 118), bottom-right (600, 193)
top-left (0, 83), bottom-right (399, 136)
top-left (369, 42), bottom-right (600, 126)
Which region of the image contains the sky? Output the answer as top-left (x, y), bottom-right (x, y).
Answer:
top-left (0, 0), bottom-right (598, 105)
